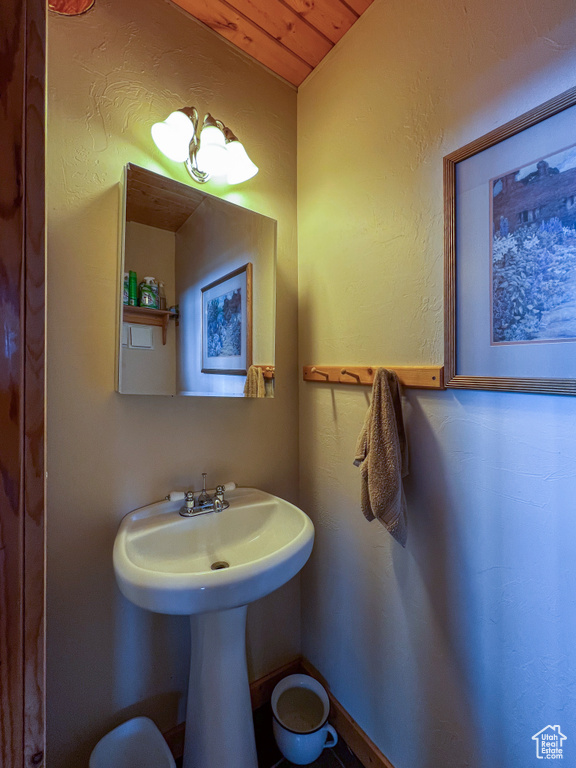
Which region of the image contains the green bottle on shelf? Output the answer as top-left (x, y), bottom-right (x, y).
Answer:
top-left (128, 271), bottom-right (137, 306)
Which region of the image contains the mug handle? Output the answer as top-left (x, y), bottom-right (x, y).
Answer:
top-left (324, 724), bottom-right (338, 749)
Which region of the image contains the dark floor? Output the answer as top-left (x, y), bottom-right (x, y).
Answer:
top-left (175, 703), bottom-right (364, 768)
top-left (254, 703), bottom-right (364, 768)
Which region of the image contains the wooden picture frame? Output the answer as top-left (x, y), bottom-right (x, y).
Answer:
top-left (445, 86), bottom-right (576, 395)
top-left (201, 263), bottom-right (253, 375)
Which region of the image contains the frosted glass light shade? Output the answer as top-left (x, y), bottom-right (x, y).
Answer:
top-left (226, 140), bottom-right (258, 184)
top-left (196, 124), bottom-right (228, 177)
top-left (151, 111), bottom-right (195, 162)
top-left (151, 108), bottom-right (259, 185)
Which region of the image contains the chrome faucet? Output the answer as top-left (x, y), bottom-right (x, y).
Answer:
top-left (179, 474), bottom-right (230, 517)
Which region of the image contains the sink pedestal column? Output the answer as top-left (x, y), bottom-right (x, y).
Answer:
top-left (183, 605), bottom-right (258, 768)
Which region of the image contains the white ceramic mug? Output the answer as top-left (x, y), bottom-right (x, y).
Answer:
top-left (271, 674), bottom-right (338, 765)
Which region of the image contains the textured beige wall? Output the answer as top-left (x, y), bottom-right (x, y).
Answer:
top-left (46, 0), bottom-right (298, 765)
top-left (298, 1), bottom-right (576, 766)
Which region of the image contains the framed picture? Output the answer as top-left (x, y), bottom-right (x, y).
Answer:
top-left (201, 263), bottom-right (252, 375)
top-left (445, 86), bottom-right (576, 395)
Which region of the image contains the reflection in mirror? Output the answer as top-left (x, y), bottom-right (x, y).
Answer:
top-left (117, 164), bottom-right (276, 397)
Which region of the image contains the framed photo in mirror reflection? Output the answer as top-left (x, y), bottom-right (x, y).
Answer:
top-left (201, 263), bottom-right (253, 375)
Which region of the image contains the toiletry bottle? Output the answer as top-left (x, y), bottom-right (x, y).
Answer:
top-left (123, 272), bottom-right (129, 305)
top-left (158, 281), bottom-right (167, 310)
top-left (139, 277), bottom-right (158, 308)
top-left (128, 271), bottom-right (138, 306)
top-left (151, 278), bottom-right (160, 307)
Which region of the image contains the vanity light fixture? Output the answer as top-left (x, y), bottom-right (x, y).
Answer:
top-left (151, 107), bottom-right (258, 185)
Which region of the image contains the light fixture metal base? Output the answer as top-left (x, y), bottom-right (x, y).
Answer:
top-left (185, 156), bottom-right (210, 184)
top-left (178, 107), bottom-right (211, 184)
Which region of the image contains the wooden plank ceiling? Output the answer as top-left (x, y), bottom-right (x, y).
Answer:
top-left (170, 0), bottom-right (375, 87)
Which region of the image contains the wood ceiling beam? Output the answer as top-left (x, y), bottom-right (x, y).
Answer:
top-left (226, 0), bottom-right (332, 67)
top-left (170, 0), bottom-right (375, 87)
top-left (280, 0), bottom-right (357, 45)
top-left (172, 0), bottom-right (313, 86)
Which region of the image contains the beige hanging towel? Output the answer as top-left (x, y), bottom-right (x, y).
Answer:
top-left (353, 368), bottom-right (409, 546)
top-left (244, 365), bottom-right (266, 397)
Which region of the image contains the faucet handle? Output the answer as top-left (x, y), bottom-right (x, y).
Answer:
top-left (185, 490), bottom-right (196, 512)
top-left (214, 485), bottom-right (229, 512)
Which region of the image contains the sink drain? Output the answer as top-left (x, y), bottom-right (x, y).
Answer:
top-left (211, 560), bottom-right (230, 570)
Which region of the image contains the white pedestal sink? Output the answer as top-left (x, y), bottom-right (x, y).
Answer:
top-left (113, 488), bottom-right (314, 768)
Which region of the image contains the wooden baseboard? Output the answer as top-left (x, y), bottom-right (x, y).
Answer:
top-left (163, 721), bottom-right (186, 762)
top-left (300, 659), bottom-right (396, 768)
top-left (163, 655), bottom-right (396, 768)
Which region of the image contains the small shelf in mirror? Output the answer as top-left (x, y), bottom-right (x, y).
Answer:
top-left (123, 306), bottom-right (178, 345)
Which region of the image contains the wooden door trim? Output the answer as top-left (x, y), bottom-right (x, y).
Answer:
top-left (0, 0), bottom-right (46, 765)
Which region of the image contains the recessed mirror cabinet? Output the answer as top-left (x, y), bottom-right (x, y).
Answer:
top-left (117, 164), bottom-right (276, 397)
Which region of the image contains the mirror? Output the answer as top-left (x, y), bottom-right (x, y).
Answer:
top-left (117, 164), bottom-right (276, 397)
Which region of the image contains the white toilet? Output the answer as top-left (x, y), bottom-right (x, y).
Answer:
top-left (89, 717), bottom-right (176, 768)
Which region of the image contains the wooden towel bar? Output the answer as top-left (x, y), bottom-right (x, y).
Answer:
top-left (256, 365), bottom-right (275, 380)
top-left (303, 365), bottom-right (444, 389)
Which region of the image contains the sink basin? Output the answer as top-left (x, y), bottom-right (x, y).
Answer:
top-left (113, 486), bottom-right (314, 768)
top-left (113, 487), bottom-right (314, 614)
